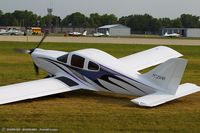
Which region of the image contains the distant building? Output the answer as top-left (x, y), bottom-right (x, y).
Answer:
top-left (98, 24), bottom-right (131, 36)
top-left (161, 28), bottom-right (200, 38)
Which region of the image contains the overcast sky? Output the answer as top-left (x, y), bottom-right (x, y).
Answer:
top-left (0, 0), bottom-right (200, 19)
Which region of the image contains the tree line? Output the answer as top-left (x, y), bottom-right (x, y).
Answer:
top-left (0, 10), bottom-right (200, 34)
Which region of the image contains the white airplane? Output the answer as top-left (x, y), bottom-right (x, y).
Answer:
top-left (93, 31), bottom-right (110, 37)
top-left (0, 28), bottom-right (24, 36)
top-left (163, 32), bottom-right (180, 37)
top-left (68, 30), bottom-right (87, 36)
top-left (0, 34), bottom-right (199, 107)
top-left (0, 29), bottom-right (9, 35)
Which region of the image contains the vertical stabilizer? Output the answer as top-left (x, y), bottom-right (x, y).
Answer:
top-left (106, 30), bottom-right (110, 36)
top-left (142, 58), bottom-right (187, 94)
top-left (164, 32), bottom-right (168, 36)
top-left (82, 31), bottom-right (87, 36)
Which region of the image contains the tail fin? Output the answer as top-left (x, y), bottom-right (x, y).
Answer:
top-left (164, 32), bottom-right (168, 36)
top-left (106, 30), bottom-right (110, 36)
top-left (142, 58), bottom-right (187, 94)
top-left (82, 31), bottom-right (87, 36)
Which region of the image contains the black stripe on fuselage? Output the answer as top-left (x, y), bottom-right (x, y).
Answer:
top-left (111, 76), bottom-right (147, 94)
top-left (93, 80), bottom-right (113, 92)
top-left (100, 65), bottom-right (153, 92)
top-left (40, 58), bottom-right (113, 92)
top-left (43, 59), bottom-right (86, 85)
top-left (39, 57), bottom-right (148, 94)
top-left (101, 75), bottom-right (147, 94)
top-left (99, 75), bottom-right (132, 93)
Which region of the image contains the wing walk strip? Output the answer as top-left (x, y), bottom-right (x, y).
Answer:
top-left (55, 77), bottom-right (79, 87)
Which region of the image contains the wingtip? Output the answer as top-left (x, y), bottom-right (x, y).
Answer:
top-left (131, 99), bottom-right (153, 107)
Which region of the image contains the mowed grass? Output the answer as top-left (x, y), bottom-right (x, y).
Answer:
top-left (0, 42), bottom-right (200, 133)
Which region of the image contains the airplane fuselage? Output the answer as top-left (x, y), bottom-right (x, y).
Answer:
top-left (32, 48), bottom-right (156, 97)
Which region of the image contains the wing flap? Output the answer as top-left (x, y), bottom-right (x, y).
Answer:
top-left (119, 46), bottom-right (182, 71)
top-left (131, 83), bottom-right (200, 107)
top-left (0, 77), bottom-right (81, 105)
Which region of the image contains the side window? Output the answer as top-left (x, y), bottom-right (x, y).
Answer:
top-left (88, 61), bottom-right (99, 71)
top-left (71, 55), bottom-right (85, 68)
top-left (57, 54), bottom-right (68, 63)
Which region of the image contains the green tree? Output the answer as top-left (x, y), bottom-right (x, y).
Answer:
top-left (0, 10), bottom-right (3, 16)
top-left (0, 10), bottom-right (3, 25)
top-left (100, 14), bottom-right (117, 25)
top-left (159, 18), bottom-right (172, 28)
top-left (0, 13), bottom-right (18, 26)
top-left (41, 15), bottom-right (61, 28)
top-left (62, 12), bottom-right (88, 27)
top-left (150, 18), bottom-right (161, 33)
top-left (88, 13), bottom-right (101, 27)
top-left (12, 10), bottom-right (38, 27)
top-left (118, 16), bottom-right (129, 25)
top-left (171, 18), bottom-right (182, 28)
top-left (180, 14), bottom-right (200, 28)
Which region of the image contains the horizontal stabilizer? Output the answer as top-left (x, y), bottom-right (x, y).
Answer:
top-left (119, 46), bottom-right (182, 71)
top-left (131, 83), bottom-right (200, 107)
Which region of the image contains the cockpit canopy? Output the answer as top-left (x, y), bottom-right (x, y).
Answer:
top-left (57, 53), bottom-right (100, 71)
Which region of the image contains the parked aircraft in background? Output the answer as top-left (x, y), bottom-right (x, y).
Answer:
top-left (0, 28), bottom-right (24, 35)
top-left (93, 31), bottom-right (110, 37)
top-left (68, 30), bottom-right (87, 36)
top-left (163, 32), bottom-right (181, 37)
top-left (0, 34), bottom-right (199, 107)
top-left (0, 29), bottom-right (6, 35)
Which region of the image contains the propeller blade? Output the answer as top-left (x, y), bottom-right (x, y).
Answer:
top-left (35, 30), bottom-right (48, 48)
top-left (15, 31), bottom-right (48, 77)
top-left (33, 63), bottom-right (39, 76)
top-left (14, 48), bottom-right (31, 54)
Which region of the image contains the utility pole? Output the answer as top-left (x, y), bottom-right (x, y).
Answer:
top-left (47, 8), bottom-right (53, 33)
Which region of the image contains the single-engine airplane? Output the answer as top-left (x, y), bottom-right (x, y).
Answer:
top-left (0, 28), bottom-right (24, 36)
top-left (163, 32), bottom-right (180, 38)
top-left (0, 34), bottom-right (199, 107)
top-left (93, 31), bottom-right (110, 37)
top-left (68, 30), bottom-right (87, 36)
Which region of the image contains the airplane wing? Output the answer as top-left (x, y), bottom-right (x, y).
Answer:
top-left (0, 76), bottom-right (87, 105)
top-left (131, 83), bottom-right (200, 107)
top-left (119, 46), bottom-right (182, 71)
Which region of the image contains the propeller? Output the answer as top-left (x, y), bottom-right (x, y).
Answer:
top-left (35, 31), bottom-right (48, 49)
top-left (15, 30), bottom-right (49, 76)
top-left (33, 63), bottom-right (39, 76)
top-left (15, 48), bottom-right (31, 54)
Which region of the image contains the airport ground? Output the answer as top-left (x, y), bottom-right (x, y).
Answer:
top-left (0, 35), bottom-right (200, 45)
top-left (0, 42), bottom-right (200, 133)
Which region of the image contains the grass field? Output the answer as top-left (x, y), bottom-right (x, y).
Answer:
top-left (0, 42), bottom-right (200, 133)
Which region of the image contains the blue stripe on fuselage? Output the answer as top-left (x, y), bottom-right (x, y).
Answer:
top-left (39, 57), bottom-right (147, 94)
